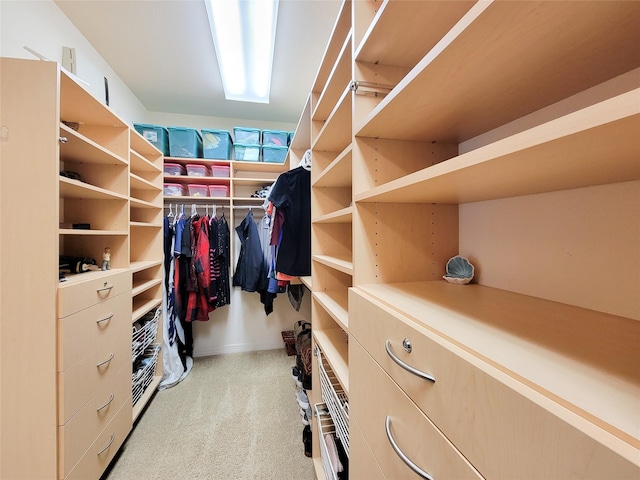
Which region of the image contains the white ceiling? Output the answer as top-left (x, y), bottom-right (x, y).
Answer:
top-left (54, 0), bottom-right (342, 124)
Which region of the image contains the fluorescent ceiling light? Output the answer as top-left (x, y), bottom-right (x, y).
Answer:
top-left (205, 0), bottom-right (279, 104)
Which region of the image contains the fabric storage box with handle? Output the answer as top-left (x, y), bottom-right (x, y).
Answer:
top-left (211, 165), bottom-right (230, 178)
top-left (208, 185), bottom-right (229, 197)
top-left (186, 164), bottom-right (209, 177)
top-left (168, 126), bottom-right (203, 158)
top-left (261, 129), bottom-right (289, 146)
top-left (202, 129), bottom-right (232, 159)
top-left (163, 163), bottom-right (185, 176)
top-left (164, 183), bottom-right (187, 197)
top-left (262, 145), bottom-right (289, 163)
top-left (133, 123), bottom-right (169, 155)
top-left (233, 127), bottom-right (260, 145)
top-left (234, 143), bottom-right (261, 161)
top-left (187, 184), bottom-right (208, 197)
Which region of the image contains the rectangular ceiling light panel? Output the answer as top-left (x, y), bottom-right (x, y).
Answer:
top-left (205, 0), bottom-right (279, 104)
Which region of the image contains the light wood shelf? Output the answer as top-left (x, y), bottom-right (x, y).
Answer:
top-left (314, 328), bottom-right (349, 395)
top-left (312, 85), bottom-right (351, 152)
top-left (59, 177), bottom-right (129, 201)
top-left (314, 207), bottom-right (353, 224)
top-left (131, 173), bottom-right (161, 191)
top-left (356, 2), bottom-right (640, 144)
top-left (130, 260), bottom-right (162, 274)
top-left (132, 297), bottom-right (162, 323)
top-left (60, 123), bottom-right (128, 166)
top-left (132, 278), bottom-right (162, 297)
top-left (314, 145), bottom-right (352, 188)
top-left (355, 90), bottom-right (640, 205)
top-left (313, 254), bottom-right (353, 276)
top-left (313, 290), bottom-right (348, 331)
top-left (354, 0), bottom-right (475, 68)
top-left (130, 198), bottom-right (160, 209)
top-left (312, 31), bottom-right (352, 122)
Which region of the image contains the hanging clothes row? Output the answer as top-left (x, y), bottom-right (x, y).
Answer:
top-left (159, 204), bottom-right (231, 390)
top-left (231, 151), bottom-right (311, 315)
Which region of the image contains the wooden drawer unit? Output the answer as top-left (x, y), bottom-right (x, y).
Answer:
top-left (350, 287), bottom-right (639, 479)
top-left (58, 364), bottom-right (131, 478)
top-left (57, 291), bottom-right (131, 372)
top-left (64, 398), bottom-right (132, 480)
top-left (350, 338), bottom-right (483, 480)
top-left (58, 269), bottom-right (131, 318)
top-left (58, 330), bottom-right (130, 424)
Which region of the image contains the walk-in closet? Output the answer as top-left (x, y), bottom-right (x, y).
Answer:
top-left (1, 1), bottom-right (638, 479)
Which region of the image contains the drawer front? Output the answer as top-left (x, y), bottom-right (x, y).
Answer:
top-left (58, 292), bottom-right (131, 372)
top-left (58, 269), bottom-right (131, 318)
top-left (350, 338), bottom-right (483, 480)
top-left (59, 365), bottom-right (131, 478)
top-left (350, 288), bottom-right (640, 479)
top-left (350, 418), bottom-right (386, 480)
top-left (58, 331), bottom-right (130, 423)
top-left (64, 398), bottom-right (132, 480)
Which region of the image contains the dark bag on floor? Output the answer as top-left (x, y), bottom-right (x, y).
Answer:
top-left (294, 321), bottom-right (312, 390)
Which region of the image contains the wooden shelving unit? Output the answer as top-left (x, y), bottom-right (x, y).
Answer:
top-left (0, 57), bottom-right (166, 479)
top-left (294, 1), bottom-right (640, 478)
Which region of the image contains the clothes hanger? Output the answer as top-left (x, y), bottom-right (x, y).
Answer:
top-left (298, 149), bottom-right (311, 171)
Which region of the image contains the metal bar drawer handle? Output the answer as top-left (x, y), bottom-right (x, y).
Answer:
top-left (96, 394), bottom-right (114, 412)
top-left (385, 340), bottom-right (435, 382)
top-left (96, 353), bottom-right (114, 368)
top-left (386, 416), bottom-right (434, 480)
top-left (96, 313), bottom-right (114, 324)
top-left (97, 434), bottom-right (115, 456)
top-left (96, 284), bottom-right (114, 293)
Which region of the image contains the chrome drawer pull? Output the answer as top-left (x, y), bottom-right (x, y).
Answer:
top-left (97, 434), bottom-right (115, 456)
top-left (96, 313), bottom-right (114, 324)
top-left (96, 394), bottom-right (114, 412)
top-left (96, 283), bottom-right (114, 293)
top-left (96, 352), bottom-right (114, 368)
top-left (385, 340), bottom-right (435, 382)
top-left (386, 416), bottom-right (434, 480)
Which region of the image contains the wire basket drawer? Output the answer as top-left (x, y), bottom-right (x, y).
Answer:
top-left (132, 344), bottom-right (161, 406)
top-left (317, 346), bottom-right (349, 456)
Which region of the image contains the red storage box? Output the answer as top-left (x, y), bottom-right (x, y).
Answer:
top-left (186, 164), bottom-right (209, 177)
top-left (211, 165), bottom-right (230, 178)
top-left (164, 163), bottom-right (185, 176)
top-left (164, 183), bottom-right (187, 196)
top-left (208, 185), bottom-right (229, 197)
top-left (188, 184), bottom-right (208, 197)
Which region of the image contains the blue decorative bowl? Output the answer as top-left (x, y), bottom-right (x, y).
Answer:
top-left (443, 256), bottom-right (474, 284)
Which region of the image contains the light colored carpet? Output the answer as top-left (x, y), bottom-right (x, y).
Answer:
top-left (105, 349), bottom-right (315, 480)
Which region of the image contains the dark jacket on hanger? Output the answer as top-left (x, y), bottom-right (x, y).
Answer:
top-left (233, 210), bottom-right (268, 293)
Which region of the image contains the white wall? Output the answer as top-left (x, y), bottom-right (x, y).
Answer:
top-left (1, 0), bottom-right (310, 357)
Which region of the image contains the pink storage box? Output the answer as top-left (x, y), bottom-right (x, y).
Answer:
top-left (164, 183), bottom-right (187, 196)
top-left (186, 164), bottom-right (210, 177)
top-left (164, 163), bottom-right (185, 176)
top-left (208, 185), bottom-right (229, 197)
top-left (188, 184), bottom-right (208, 197)
top-left (211, 165), bottom-right (230, 178)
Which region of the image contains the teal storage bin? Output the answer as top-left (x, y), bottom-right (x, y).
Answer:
top-left (233, 127), bottom-right (261, 145)
top-left (168, 127), bottom-right (203, 158)
top-left (133, 123), bottom-right (169, 155)
top-left (234, 143), bottom-right (261, 161)
top-left (202, 129), bottom-right (232, 159)
top-left (262, 145), bottom-right (288, 164)
top-left (261, 129), bottom-right (289, 147)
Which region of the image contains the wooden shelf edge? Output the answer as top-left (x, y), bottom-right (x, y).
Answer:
top-left (314, 328), bottom-right (349, 394)
top-left (130, 260), bottom-right (162, 273)
top-left (313, 290), bottom-right (348, 331)
top-left (313, 254), bottom-right (353, 276)
top-left (132, 298), bottom-right (162, 323)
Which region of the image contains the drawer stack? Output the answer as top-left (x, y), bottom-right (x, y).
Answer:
top-left (349, 287), bottom-right (639, 479)
top-left (57, 270), bottom-right (133, 479)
